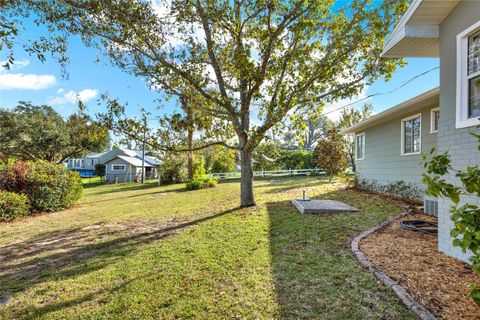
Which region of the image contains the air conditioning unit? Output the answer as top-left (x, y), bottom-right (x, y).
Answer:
top-left (424, 199), bottom-right (438, 216)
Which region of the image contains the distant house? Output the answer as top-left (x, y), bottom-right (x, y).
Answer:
top-left (64, 148), bottom-right (161, 181)
top-left (104, 155), bottom-right (155, 183)
top-left (64, 151), bottom-right (108, 171)
top-left (342, 0), bottom-right (480, 262)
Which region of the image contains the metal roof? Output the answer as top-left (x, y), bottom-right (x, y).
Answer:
top-left (113, 155), bottom-right (153, 167)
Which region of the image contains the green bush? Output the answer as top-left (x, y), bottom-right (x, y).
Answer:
top-left (210, 149), bottom-right (236, 173)
top-left (278, 150), bottom-right (317, 170)
top-left (160, 153), bottom-right (187, 184)
top-left (253, 142), bottom-right (282, 171)
top-left (185, 156), bottom-right (218, 191)
top-left (185, 177), bottom-right (218, 190)
top-left (0, 160), bottom-right (83, 212)
top-left (356, 177), bottom-right (422, 201)
top-left (0, 190), bottom-right (30, 221)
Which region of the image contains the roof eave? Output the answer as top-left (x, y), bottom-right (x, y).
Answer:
top-left (381, 0), bottom-right (458, 58)
top-left (340, 87), bottom-right (440, 134)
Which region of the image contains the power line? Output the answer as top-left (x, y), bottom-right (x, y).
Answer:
top-left (322, 66), bottom-right (439, 116)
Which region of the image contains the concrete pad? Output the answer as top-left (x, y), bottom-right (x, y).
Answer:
top-left (292, 199), bottom-right (359, 214)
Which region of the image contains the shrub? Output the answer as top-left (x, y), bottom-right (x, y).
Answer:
top-left (185, 177), bottom-right (218, 190)
top-left (356, 177), bottom-right (422, 201)
top-left (160, 153), bottom-right (187, 184)
top-left (0, 190), bottom-right (29, 221)
top-left (185, 157), bottom-right (218, 190)
top-left (210, 149), bottom-right (236, 173)
top-left (253, 142), bottom-right (281, 171)
top-left (0, 160), bottom-right (83, 212)
top-left (278, 150), bottom-right (317, 170)
top-left (315, 129), bottom-right (348, 180)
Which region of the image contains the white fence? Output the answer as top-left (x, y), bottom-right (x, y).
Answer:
top-left (209, 168), bottom-right (324, 179)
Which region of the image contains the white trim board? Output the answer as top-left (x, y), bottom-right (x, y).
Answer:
top-left (456, 20), bottom-right (480, 129)
top-left (401, 113), bottom-right (422, 156)
top-left (355, 132), bottom-right (365, 161)
top-left (430, 107), bottom-right (439, 134)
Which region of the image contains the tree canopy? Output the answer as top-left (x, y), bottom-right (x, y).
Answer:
top-left (336, 104), bottom-right (373, 171)
top-left (0, 102), bottom-right (109, 163)
top-left (3, 0), bottom-right (408, 206)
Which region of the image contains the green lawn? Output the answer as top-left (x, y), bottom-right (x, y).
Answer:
top-left (0, 176), bottom-right (414, 319)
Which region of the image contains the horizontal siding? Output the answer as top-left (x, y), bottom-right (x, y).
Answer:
top-left (355, 105), bottom-right (438, 190)
top-left (438, 1), bottom-right (480, 262)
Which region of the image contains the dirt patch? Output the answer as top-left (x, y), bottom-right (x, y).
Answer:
top-left (361, 213), bottom-right (480, 320)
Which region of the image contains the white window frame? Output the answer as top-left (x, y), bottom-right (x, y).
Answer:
top-left (456, 20), bottom-right (480, 129)
top-left (111, 164), bottom-right (126, 171)
top-left (355, 132), bottom-right (365, 161)
top-left (430, 107), bottom-right (439, 133)
top-left (401, 113), bottom-right (422, 156)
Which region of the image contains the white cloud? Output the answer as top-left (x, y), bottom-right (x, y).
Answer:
top-left (47, 89), bottom-right (98, 105)
top-left (0, 73), bottom-right (56, 90)
top-left (0, 59), bottom-right (30, 71)
top-left (57, 88), bottom-right (64, 94)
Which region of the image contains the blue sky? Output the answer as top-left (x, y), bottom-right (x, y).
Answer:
top-left (0, 18), bottom-right (440, 127)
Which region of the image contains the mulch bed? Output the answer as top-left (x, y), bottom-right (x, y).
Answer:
top-left (361, 213), bottom-right (480, 320)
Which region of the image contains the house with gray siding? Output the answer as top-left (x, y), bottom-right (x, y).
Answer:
top-left (342, 87), bottom-right (439, 189)
top-left (104, 155), bottom-right (157, 183)
top-left (64, 148), bottom-right (161, 181)
top-left (343, 0), bottom-right (480, 262)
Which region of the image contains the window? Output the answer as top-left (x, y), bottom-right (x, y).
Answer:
top-left (430, 108), bottom-right (439, 133)
top-left (355, 133), bottom-right (365, 160)
top-left (112, 164), bottom-right (126, 171)
top-left (456, 21), bottom-right (480, 128)
top-left (401, 114), bottom-right (421, 155)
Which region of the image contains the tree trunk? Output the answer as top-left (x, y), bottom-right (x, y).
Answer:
top-left (187, 127), bottom-right (193, 180)
top-left (240, 148), bottom-right (255, 207)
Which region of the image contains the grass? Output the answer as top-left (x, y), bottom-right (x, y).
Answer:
top-left (0, 176), bottom-right (414, 319)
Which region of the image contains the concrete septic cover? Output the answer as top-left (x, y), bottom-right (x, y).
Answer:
top-left (292, 199), bottom-right (359, 214)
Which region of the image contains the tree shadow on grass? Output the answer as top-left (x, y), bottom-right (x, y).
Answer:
top-left (88, 180), bottom-right (186, 196)
top-left (80, 187), bottom-right (187, 205)
top-left (266, 189), bottom-right (412, 319)
top-left (262, 178), bottom-right (330, 194)
top-left (0, 206), bottom-right (240, 315)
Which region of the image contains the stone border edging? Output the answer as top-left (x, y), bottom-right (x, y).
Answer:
top-left (351, 214), bottom-right (437, 320)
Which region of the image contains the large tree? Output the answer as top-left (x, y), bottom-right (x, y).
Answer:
top-left (336, 104), bottom-right (373, 171)
top-left (281, 115), bottom-right (334, 148)
top-left (5, 0), bottom-right (408, 206)
top-left (0, 102), bottom-right (109, 163)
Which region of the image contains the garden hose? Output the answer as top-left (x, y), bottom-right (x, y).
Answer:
top-left (399, 220), bottom-right (438, 235)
